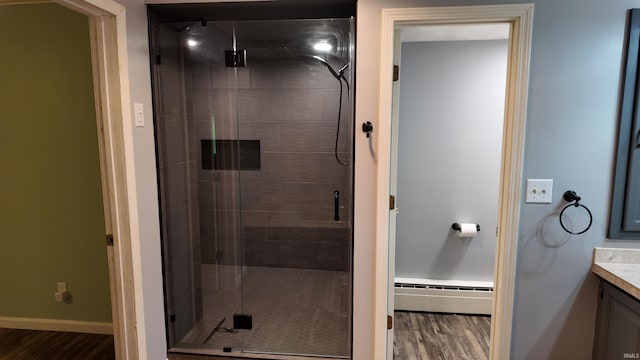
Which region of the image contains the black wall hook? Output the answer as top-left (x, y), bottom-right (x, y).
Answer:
top-left (563, 190), bottom-right (581, 206)
top-left (362, 121), bottom-right (373, 138)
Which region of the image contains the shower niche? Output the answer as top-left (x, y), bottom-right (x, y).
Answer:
top-left (148, 1), bottom-right (355, 358)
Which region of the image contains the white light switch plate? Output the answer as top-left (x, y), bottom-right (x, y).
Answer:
top-left (134, 103), bottom-right (144, 127)
top-left (526, 179), bottom-right (553, 203)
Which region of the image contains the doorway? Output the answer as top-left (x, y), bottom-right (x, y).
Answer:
top-left (375, 5), bottom-right (533, 360)
top-left (389, 23), bottom-right (509, 359)
top-left (0, 0), bottom-right (141, 358)
top-left (0, 1), bottom-right (113, 335)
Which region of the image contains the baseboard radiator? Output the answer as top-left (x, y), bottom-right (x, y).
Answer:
top-left (394, 277), bottom-right (493, 315)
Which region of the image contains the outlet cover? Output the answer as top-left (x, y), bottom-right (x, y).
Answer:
top-left (526, 179), bottom-right (553, 203)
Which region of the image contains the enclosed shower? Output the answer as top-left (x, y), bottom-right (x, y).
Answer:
top-left (148, 1), bottom-right (354, 358)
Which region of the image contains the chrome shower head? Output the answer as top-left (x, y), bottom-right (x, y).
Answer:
top-left (312, 56), bottom-right (349, 80)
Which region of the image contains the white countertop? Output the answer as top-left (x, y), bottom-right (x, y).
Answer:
top-left (592, 247), bottom-right (640, 301)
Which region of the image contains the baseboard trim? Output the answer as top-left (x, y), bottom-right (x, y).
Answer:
top-left (0, 316), bottom-right (113, 334)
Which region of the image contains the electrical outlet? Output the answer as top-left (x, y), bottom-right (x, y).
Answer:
top-left (525, 179), bottom-right (553, 203)
top-left (57, 282), bottom-right (67, 292)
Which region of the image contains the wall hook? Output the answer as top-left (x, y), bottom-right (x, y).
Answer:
top-left (362, 121), bottom-right (373, 138)
top-left (563, 190), bottom-right (581, 205)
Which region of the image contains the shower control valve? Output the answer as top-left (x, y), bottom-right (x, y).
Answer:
top-left (362, 121), bottom-right (373, 138)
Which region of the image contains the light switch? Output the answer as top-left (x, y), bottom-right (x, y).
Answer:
top-left (134, 103), bottom-right (144, 127)
top-left (525, 179), bottom-right (553, 203)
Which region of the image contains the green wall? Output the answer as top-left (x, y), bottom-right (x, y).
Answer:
top-left (0, 3), bottom-right (111, 323)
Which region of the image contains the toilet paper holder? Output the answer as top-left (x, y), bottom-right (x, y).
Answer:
top-left (451, 223), bottom-right (480, 232)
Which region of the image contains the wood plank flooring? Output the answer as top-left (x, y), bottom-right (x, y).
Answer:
top-left (0, 328), bottom-right (115, 360)
top-left (394, 312), bottom-right (491, 360)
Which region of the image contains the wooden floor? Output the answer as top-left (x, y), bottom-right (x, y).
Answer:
top-left (171, 312), bottom-right (490, 360)
top-left (0, 328), bottom-right (115, 360)
top-left (394, 312), bottom-right (491, 360)
top-left (0, 314), bottom-right (486, 360)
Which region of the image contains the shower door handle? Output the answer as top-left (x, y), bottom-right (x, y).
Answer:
top-left (334, 191), bottom-right (340, 221)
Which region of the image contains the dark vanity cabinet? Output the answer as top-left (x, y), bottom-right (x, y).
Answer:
top-left (593, 281), bottom-right (640, 359)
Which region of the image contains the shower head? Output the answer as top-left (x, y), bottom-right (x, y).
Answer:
top-left (338, 63), bottom-right (350, 76)
top-left (312, 56), bottom-right (349, 80)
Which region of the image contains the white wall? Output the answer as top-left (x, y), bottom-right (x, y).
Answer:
top-left (116, 0), bottom-right (640, 359)
top-left (395, 39), bottom-right (507, 283)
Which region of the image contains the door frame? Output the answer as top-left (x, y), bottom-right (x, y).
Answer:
top-left (0, 0), bottom-right (140, 358)
top-left (375, 5), bottom-right (533, 359)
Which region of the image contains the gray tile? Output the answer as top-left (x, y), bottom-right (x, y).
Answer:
top-left (164, 162), bottom-right (189, 213)
top-left (236, 88), bottom-right (323, 123)
top-left (171, 251), bottom-right (193, 301)
top-left (210, 89), bottom-right (239, 123)
top-left (215, 210), bottom-right (242, 266)
top-left (278, 183), bottom-right (318, 212)
top-left (210, 66), bottom-right (251, 89)
top-left (266, 211), bottom-right (352, 228)
top-left (257, 122), bottom-right (314, 152)
top-left (313, 121), bottom-right (352, 153)
top-left (266, 226), bottom-right (349, 243)
top-left (243, 237), bottom-right (349, 271)
top-left (262, 153), bottom-right (351, 183)
top-left (159, 68), bottom-right (185, 117)
top-left (159, 115), bottom-right (187, 165)
top-left (198, 181), bottom-right (215, 210)
top-left (323, 88), bottom-right (352, 123)
top-left (186, 63), bottom-right (212, 91)
top-left (199, 209), bottom-right (216, 240)
top-left (167, 207), bottom-right (191, 260)
top-left (187, 89), bottom-right (213, 123)
top-left (241, 211), bottom-right (267, 227)
top-left (200, 235), bottom-right (217, 264)
top-left (249, 62), bottom-right (339, 90)
top-left (240, 181), bottom-right (282, 211)
top-left (172, 291), bottom-right (195, 342)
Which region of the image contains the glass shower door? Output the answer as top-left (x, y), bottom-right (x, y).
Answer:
top-left (152, 19), bottom-right (247, 351)
top-left (150, 13), bottom-right (354, 358)
top-left (233, 19), bottom-right (354, 357)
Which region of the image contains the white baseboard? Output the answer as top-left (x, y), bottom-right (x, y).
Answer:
top-left (0, 316), bottom-right (113, 334)
top-left (395, 278), bottom-right (493, 315)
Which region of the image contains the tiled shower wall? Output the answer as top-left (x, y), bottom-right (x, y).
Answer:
top-left (155, 25), bottom-right (202, 343)
top-left (187, 43), bottom-right (352, 272)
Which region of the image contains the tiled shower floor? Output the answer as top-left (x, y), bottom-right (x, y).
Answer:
top-left (174, 265), bottom-right (351, 358)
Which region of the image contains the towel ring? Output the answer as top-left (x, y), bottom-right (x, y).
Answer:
top-left (559, 190), bottom-right (593, 235)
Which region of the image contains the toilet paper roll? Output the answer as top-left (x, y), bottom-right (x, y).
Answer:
top-left (457, 223), bottom-right (478, 237)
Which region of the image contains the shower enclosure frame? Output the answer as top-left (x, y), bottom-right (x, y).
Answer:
top-left (148, 3), bottom-right (357, 358)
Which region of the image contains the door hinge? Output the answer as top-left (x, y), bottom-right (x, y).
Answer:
top-left (155, 54), bottom-right (161, 65)
top-left (387, 315), bottom-right (393, 329)
top-left (390, 195), bottom-right (395, 210)
top-left (393, 65), bottom-right (399, 81)
top-left (106, 234), bottom-right (114, 246)
top-left (169, 312), bottom-right (176, 323)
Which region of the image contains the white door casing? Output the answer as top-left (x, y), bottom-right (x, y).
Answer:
top-left (375, 5), bottom-right (533, 360)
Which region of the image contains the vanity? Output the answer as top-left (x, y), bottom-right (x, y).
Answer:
top-left (592, 248), bottom-right (640, 359)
